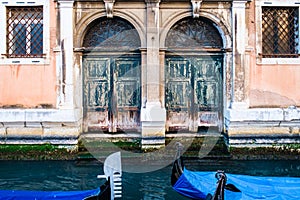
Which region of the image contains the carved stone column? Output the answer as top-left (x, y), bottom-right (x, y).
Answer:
top-left (146, 0), bottom-right (160, 103)
top-left (57, 0), bottom-right (75, 109)
top-left (231, 0), bottom-right (249, 109)
top-left (141, 0), bottom-right (166, 148)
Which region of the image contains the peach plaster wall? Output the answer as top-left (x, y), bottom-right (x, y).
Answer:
top-left (0, 1), bottom-right (57, 108)
top-left (247, 1), bottom-right (300, 108)
top-left (0, 64), bottom-right (56, 108)
top-left (249, 64), bottom-right (300, 108)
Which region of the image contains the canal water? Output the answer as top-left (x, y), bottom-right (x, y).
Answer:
top-left (1, 159), bottom-right (300, 199)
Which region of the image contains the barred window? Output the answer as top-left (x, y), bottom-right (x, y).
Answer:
top-left (6, 6), bottom-right (43, 58)
top-left (262, 7), bottom-right (299, 58)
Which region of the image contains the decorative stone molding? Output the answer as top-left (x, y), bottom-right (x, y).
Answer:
top-left (145, 0), bottom-right (160, 28)
top-left (58, 0), bottom-right (75, 109)
top-left (191, 0), bottom-right (202, 18)
top-left (231, 0), bottom-right (249, 108)
top-left (103, 0), bottom-right (115, 18)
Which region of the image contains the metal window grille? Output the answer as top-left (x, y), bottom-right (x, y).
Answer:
top-left (262, 7), bottom-right (299, 58)
top-left (6, 6), bottom-right (43, 58)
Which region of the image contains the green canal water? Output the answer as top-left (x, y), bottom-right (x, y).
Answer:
top-left (0, 159), bottom-right (300, 199)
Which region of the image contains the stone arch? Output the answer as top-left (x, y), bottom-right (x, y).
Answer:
top-left (82, 16), bottom-right (141, 50)
top-left (79, 13), bottom-right (143, 133)
top-left (74, 11), bottom-right (145, 49)
top-left (160, 11), bottom-right (231, 49)
top-left (163, 12), bottom-right (227, 132)
top-left (165, 17), bottom-right (223, 49)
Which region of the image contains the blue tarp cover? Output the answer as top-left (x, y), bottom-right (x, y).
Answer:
top-left (173, 168), bottom-right (300, 200)
top-left (0, 188), bottom-right (100, 200)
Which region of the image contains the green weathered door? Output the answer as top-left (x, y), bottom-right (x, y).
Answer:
top-left (165, 55), bottom-right (223, 132)
top-left (113, 57), bottom-right (141, 131)
top-left (83, 56), bottom-right (141, 132)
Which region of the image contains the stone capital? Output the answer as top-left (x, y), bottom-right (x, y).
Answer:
top-left (57, 0), bottom-right (74, 8)
top-left (232, 0), bottom-right (248, 8)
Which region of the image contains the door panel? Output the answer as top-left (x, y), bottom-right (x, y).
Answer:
top-left (166, 81), bottom-right (191, 130)
top-left (194, 56), bottom-right (222, 128)
top-left (83, 56), bottom-right (141, 132)
top-left (165, 58), bottom-right (191, 131)
top-left (83, 58), bottom-right (110, 131)
top-left (165, 55), bottom-right (223, 132)
top-left (114, 57), bottom-right (141, 131)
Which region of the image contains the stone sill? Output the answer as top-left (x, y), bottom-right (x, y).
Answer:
top-left (0, 108), bottom-right (82, 123)
top-left (225, 107), bottom-right (300, 122)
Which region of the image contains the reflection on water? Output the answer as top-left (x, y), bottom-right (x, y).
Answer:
top-left (123, 168), bottom-right (182, 200)
top-left (0, 159), bottom-right (300, 199)
top-left (139, 175), bottom-right (167, 200)
top-left (186, 159), bottom-right (300, 177)
top-left (0, 161), bottom-right (102, 191)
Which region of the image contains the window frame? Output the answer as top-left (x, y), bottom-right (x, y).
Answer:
top-left (7, 6), bottom-right (44, 58)
top-left (256, 0), bottom-right (300, 64)
top-left (0, 0), bottom-right (50, 64)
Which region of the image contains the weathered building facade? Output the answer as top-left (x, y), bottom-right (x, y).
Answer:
top-left (0, 0), bottom-right (299, 147)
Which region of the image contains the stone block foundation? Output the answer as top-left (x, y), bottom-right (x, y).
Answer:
top-left (225, 107), bottom-right (300, 147)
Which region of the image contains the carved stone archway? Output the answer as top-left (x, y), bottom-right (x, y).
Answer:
top-left (164, 16), bottom-right (224, 132)
top-left (81, 17), bottom-right (142, 133)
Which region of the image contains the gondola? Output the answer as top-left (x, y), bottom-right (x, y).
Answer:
top-left (0, 152), bottom-right (122, 200)
top-left (171, 143), bottom-right (300, 200)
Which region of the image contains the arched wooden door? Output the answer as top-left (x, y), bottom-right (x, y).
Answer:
top-left (165, 17), bottom-right (224, 132)
top-left (82, 17), bottom-right (141, 132)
